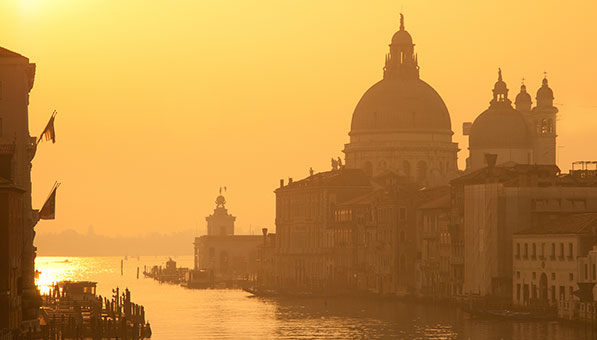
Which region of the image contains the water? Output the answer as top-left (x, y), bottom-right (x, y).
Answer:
top-left (36, 256), bottom-right (588, 340)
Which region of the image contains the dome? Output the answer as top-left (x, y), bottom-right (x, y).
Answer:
top-left (215, 195), bottom-right (226, 207)
top-left (392, 30), bottom-right (413, 45)
top-left (515, 84), bottom-right (531, 103)
top-left (469, 104), bottom-right (531, 148)
top-left (536, 78), bottom-right (554, 102)
top-left (350, 77), bottom-right (452, 135)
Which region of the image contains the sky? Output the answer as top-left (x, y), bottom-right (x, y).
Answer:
top-left (2, 0), bottom-right (597, 236)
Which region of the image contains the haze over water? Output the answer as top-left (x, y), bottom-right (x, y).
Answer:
top-left (36, 256), bottom-right (584, 340)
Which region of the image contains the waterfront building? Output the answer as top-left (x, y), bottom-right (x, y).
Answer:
top-left (415, 191), bottom-right (452, 297)
top-left (464, 71), bottom-right (558, 171)
top-left (194, 193), bottom-right (262, 281)
top-left (274, 168), bottom-right (372, 292)
top-left (512, 213), bottom-right (597, 307)
top-left (453, 158), bottom-right (597, 300)
top-left (0, 180), bottom-right (25, 332)
top-left (0, 46), bottom-right (40, 333)
top-left (343, 14), bottom-right (459, 187)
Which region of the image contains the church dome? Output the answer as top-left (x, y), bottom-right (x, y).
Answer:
top-left (392, 30), bottom-right (413, 45)
top-left (350, 77), bottom-right (452, 134)
top-left (515, 84), bottom-right (531, 104)
top-left (536, 77), bottom-right (554, 107)
top-left (470, 103), bottom-right (531, 148)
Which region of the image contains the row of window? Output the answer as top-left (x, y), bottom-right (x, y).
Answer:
top-left (516, 283), bottom-right (573, 302)
top-left (515, 271), bottom-right (574, 281)
top-left (515, 241), bottom-right (574, 260)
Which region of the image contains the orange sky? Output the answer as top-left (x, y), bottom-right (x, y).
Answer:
top-left (2, 0), bottom-right (597, 236)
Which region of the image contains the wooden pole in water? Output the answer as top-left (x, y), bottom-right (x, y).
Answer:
top-left (137, 267), bottom-right (139, 279)
top-left (121, 259), bottom-right (124, 276)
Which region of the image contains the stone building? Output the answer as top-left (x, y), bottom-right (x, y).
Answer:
top-left (415, 192), bottom-right (452, 297)
top-left (194, 193), bottom-right (262, 281)
top-left (464, 70), bottom-right (558, 171)
top-left (343, 14), bottom-right (458, 187)
top-left (0, 180), bottom-right (25, 332)
top-left (274, 169), bottom-right (372, 292)
top-left (0, 46), bottom-right (40, 334)
top-left (453, 160), bottom-right (597, 300)
top-left (512, 213), bottom-right (597, 307)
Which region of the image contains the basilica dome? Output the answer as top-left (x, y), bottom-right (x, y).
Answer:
top-left (350, 77), bottom-right (452, 135)
top-left (469, 103), bottom-right (531, 148)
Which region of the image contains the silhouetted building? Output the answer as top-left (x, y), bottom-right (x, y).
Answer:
top-left (0, 180), bottom-right (25, 332)
top-left (464, 71), bottom-right (558, 171)
top-left (0, 46), bottom-right (39, 334)
top-left (194, 193), bottom-right (261, 281)
top-left (343, 14), bottom-right (458, 187)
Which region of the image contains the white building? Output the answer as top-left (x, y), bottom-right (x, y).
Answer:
top-left (512, 213), bottom-right (597, 307)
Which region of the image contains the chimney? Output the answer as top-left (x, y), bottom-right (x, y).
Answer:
top-left (485, 153), bottom-right (498, 168)
top-left (288, 177), bottom-right (293, 184)
top-left (280, 179), bottom-right (284, 188)
top-left (262, 227), bottom-right (268, 236)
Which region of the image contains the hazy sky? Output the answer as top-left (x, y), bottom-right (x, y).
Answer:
top-left (2, 0), bottom-right (597, 236)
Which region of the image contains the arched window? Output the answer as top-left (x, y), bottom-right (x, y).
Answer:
top-left (416, 161), bottom-right (427, 183)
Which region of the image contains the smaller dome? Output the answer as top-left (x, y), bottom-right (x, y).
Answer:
top-left (515, 84), bottom-right (531, 104)
top-left (470, 105), bottom-right (531, 149)
top-left (215, 195), bottom-right (226, 207)
top-left (537, 78), bottom-right (554, 101)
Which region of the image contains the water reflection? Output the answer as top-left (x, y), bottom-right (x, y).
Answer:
top-left (35, 256), bottom-right (586, 340)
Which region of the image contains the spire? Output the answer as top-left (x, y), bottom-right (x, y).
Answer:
top-left (400, 13), bottom-right (405, 31)
top-left (498, 68), bottom-right (502, 81)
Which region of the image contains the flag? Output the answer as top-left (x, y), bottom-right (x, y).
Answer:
top-left (40, 183), bottom-right (60, 220)
top-left (37, 110), bottom-right (57, 145)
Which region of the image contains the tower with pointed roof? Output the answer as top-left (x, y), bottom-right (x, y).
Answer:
top-left (528, 76), bottom-right (558, 165)
top-left (344, 14), bottom-right (458, 187)
top-left (206, 192), bottom-right (236, 236)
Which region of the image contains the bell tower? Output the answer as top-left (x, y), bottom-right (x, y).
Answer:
top-left (531, 76), bottom-right (558, 165)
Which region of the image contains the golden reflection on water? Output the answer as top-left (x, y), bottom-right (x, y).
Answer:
top-left (34, 256), bottom-right (584, 340)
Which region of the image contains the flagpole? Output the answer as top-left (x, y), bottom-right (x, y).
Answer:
top-left (37, 110), bottom-right (57, 145)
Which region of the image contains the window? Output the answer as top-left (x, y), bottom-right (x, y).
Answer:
top-left (515, 243), bottom-right (520, 257)
top-left (593, 264), bottom-right (596, 280)
top-left (399, 207), bottom-right (407, 221)
top-left (524, 243), bottom-right (528, 258)
top-left (560, 243), bottom-right (565, 258)
top-left (532, 243), bottom-right (536, 258)
top-left (551, 272), bottom-right (556, 280)
top-left (569, 273), bottom-right (574, 281)
top-left (551, 243), bottom-right (556, 258)
top-left (517, 271), bottom-right (520, 279)
top-left (569, 243), bottom-right (574, 258)
top-left (516, 284), bottom-right (521, 301)
top-left (532, 272), bottom-right (536, 280)
top-left (560, 286), bottom-right (565, 300)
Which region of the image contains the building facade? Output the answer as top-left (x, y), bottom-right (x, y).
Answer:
top-left (194, 193), bottom-right (261, 281)
top-left (0, 46), bottom-right (40, 334)
top-left (512, 214), bottom-right (597, 307)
